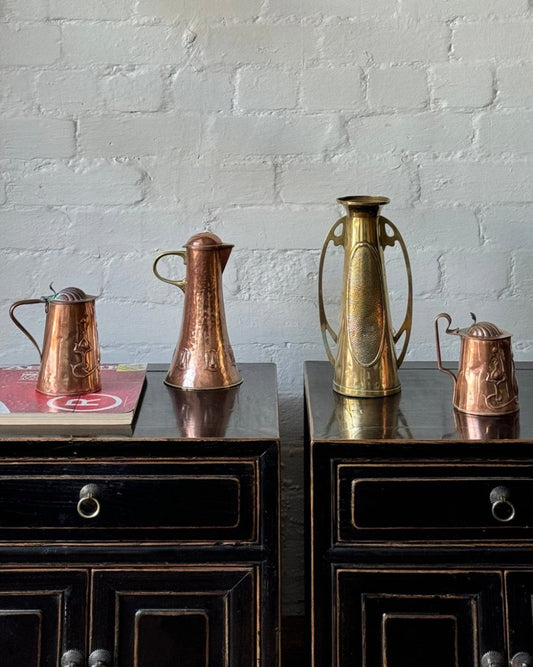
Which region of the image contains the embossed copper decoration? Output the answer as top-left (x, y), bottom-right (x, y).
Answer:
top-left (435, 312), bottom-right (519, 415)
top-left (10, 285), bottom-right (101, 395)
top-left (153, 232), bottom-right (242, 390)
top-left (318, 196), bottom-right (413, 397)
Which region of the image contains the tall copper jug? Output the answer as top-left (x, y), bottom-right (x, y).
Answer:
top-left (9, 286), bottom-right (101, 396)
top-left (318, 196), bottom-right (413, 397)
top-left (153, 232), bottom-right (242, 390)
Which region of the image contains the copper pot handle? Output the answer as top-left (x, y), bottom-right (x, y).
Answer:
top-left (434, 312), bottom-right (457, 385)
top-left (379, 216), bottom-right (413, 367)
top-left (9, 298), bottom-right (44, 359)
top-left (153, 250), bottom-right (187, 293)
top-left (318, 216), bottom-right (345, 366)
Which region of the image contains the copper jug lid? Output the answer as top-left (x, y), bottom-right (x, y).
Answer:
top-left (184, 232), bottom-right (233, 249)
top-left (455, 313), bottom-right (511, 340)
top-left (44, 286), bottom-right (97, 304)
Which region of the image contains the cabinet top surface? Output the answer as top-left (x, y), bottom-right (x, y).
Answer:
top-left (0, 363), bottom-right (279, 442)
top-left (305, 361), bottom-right (530, 444)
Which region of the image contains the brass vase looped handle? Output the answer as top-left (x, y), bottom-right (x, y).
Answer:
top-left (153, 250), bottom-right (187, 293)
top-left (77, 484), bottom-right (101, 520)
top-left (61, 649), bottom-right (84, 667)
top-left (434, 312), bottom-right (458, 385)
top-left (379, 216), bottom-right (413, 367)
top-left (489, 485), bottom-right (516, 523)
top-left (481, 651), bottom-right (506, 667)
top-left (8, 298), bottom-right (46, 359)
top-left (88, 649), bottom-right (112, 667)
top-left (318, 215), bottom-right (345, 365)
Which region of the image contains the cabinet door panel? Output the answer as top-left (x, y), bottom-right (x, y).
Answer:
top-left (335, 569), bottom-right (504, 667)
top-left (0, 569), bottom-right (87, 667)
top-left (505, 571), bottom-right (533, 660)
top-left (91, 567), bottom-right (256, 667)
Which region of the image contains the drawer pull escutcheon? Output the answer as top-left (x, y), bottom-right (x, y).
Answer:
top-left (88, 649), bottom-right (112, 667)
top-left (60, 649), bottom-right (84, 666)
top-left (77, 484), bottom-right (101, 519)
top-left (512, 653), bottom-right (533, 667)
top-left (481, 651), bottom-right (506, 667)
top-left (489, 485), bottom-right (516, 523)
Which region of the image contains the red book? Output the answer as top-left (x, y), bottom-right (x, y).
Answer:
top-left (0, 364), bottom-right (146, 435)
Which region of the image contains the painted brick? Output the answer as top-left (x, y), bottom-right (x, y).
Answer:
top-left (205, 114), bottom-right (342, 156)
top-left (368, 66), bottom-right (428, 111)
top-left (401, 0), bottom-right (528, 19)
top-left (175, 162), bottom-right (276, 207)
top-left (280, 157), bottom-right (412, 206)
top-left (0, 0), bottom-right (48, 20)
top-left (211, 206), bottom-right (333, 249)
top-left (201, 25), bottom-right (319, 66)
top-left (431, 63), bottom-right (494, 108)
top-left (102, 68), bottom-right (165, 113)
top-left (267, 0), bottom-right (397, 19)
top-left (347, 112), bottom-right (473, 154)
top-left (498, 65), bottom-right (533, 108)
top-left (0, 209), bottom-right (70, 251)
top-left (420, 160), bottom-right (533, 203)
top-left (62, 25), bottom-right (188, 66)
top-left (0, 71), bottom-right (36, 112)
top-left (237, 69), bottom-right (298, 111)
top-left (36, 71), bottom-right (100, 115)
top-left (49, 0), bottom-right (131, 19)
top-left (172, 69), bottom-right (234, 112)
top-left (514, 250), bottom-right (533, 297)
top-left (7, 161), bottom-right (144, 206)
top-left (320, 21), bottom-right (449, 64)
top-left (79, 115), bottom-right (201, 157)
top-left (453, 21), bottom-right (533, 61)
top-left (388, 207), bottom-right (481, 251)
top-left (136, 0), bottom-right (262, 20)
top-left (478, 111), bottom-right (533, 155)
top-left (482, 205), bottom-right (533, 249)
top-left (443, 251), bottom-right (511, 297)
top-left (0, 118), bottom-right (75, 159)
top-left (301, 67), bottom-right (365, 111)
top-left (0, 25), bottom-right (59, 66)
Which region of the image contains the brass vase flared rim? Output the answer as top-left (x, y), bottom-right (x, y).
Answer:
top-left (337, 195), bottom-right (390, 207)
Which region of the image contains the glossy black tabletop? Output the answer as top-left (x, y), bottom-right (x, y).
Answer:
top-left (305, 361), bottom-right (532, 443)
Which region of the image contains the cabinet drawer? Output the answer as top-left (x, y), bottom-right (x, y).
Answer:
top-left (0, 461), bottom-right (258, 543)
top-left (337, 464), bottom-right (533, 543)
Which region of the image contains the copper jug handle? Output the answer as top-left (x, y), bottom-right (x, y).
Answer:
top-left (379, 216), bottom-right (413, 367)
top-left (9, 298), bottom-right (44, 359)
top-left (318, 216), bottom-right (345, 365)
top-left (434, 312), bottom-right (457, 384)
top-left (152, 250), bottom-right (187, 293)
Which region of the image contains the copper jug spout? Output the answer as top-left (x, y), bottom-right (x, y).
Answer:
top-left (153, 232), bottom-right (242, 391)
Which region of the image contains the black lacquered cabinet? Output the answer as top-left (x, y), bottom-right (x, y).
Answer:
top-left (0, 364), bottom-right (279, 667)
top-left (305, 361), bottom-right (533, 667)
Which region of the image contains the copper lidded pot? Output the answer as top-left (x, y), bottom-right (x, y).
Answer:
top-left (153, 232), bottom-right (242, 391)
top-left (435, 312), bottom-right (519, 416)
top-left (9, 286), bottom-right (101, 396)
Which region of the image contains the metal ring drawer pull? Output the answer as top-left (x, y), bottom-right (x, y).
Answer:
top-left (89, 649), bottom-right (112, 667)
top-left (481, 651), bottom-right (506, 667)
top-left (512, 653), bottom-right (533, 667)
top-left (61, 649), bottom-right (84, 667)
top-left (77, 483), bottom-right (101, 519)
top-left (489, 486), bottom-right (516, 523)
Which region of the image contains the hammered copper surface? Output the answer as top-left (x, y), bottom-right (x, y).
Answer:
top-left (9, 287), bottom-right (101, 396)
top-left (153, 232), bottom-right (242, 390)
top-left (318, 196), bottom-right (412, 397)
top-left (435, 312), bottom-right (519, 415)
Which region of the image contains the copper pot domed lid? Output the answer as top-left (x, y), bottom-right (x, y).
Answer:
top-left (454, 313), bottom-right (511, 340)
top-left (43, 285), bottom-right (98, 303)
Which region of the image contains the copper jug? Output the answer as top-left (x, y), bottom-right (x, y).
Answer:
top-left (318, 196), bottom-right (413, 397)
top-left (153, 232), bottom-right (242, 390)
top-left (435, 312), bottom-right (519, 415)
top-left (9, 286), bottom-right (101, 396)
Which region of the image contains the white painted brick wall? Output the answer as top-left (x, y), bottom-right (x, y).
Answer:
top-left (2, 0), bottom-right (533, 618)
